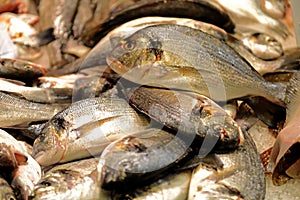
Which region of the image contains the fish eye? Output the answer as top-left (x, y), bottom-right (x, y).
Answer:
top-left (40, 180), bottom-right (51, 186)
top-left (121, 40), bottom-right (136, 50)
top-left (38, 134), bottom-right (46, 142)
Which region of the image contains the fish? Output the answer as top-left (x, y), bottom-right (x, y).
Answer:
top-left (188, 130), bottom-right (265, 200)
top-left (261, 0), bottom-right (287, 19)
top-left (111, 170), bottom-right (192, 200)
top-left (124, 86), bottom-right (244, 151)
top-left (31, 158), bottom-right (108, 200)
top-left (80, 0), bottom-right (235, 47)
top-left (0, 58), bottom-right (46, 84)
top-left (269, 72), bottom-right (300, 185)
top-left (0, 91), bottom-right (68, 127)
top-left (99, 128), bottom-right (192, 191)
top-left (0, 176), bottom-right (17, 200)
top-left (11, 154), bottom-right (42, 200)
top-left (239, 32), bottom-right (283, 60)
top-left (0, 129), bottom-right (41, 199)
top-left (107, 24), bottom-right (286, 106)
top-left (32, 97), bottom-right (149, 166)
top-left (0, 78), bottom-right (73, 103)
top-left (210, 0), bottom-right (290, 41)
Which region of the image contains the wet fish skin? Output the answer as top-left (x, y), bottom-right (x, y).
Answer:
top-left (125, 86), bottom-right (243, 151)
top-left (99, 128), bottom-right (192, 191)
top-left (31, 158), bottom-right (103, 200)
top-left (0, 176), bottom-right (17, 200)
top-left (107, 24), bottom-right (285, 106)
top-left (0, 78), bottom-right (73, 103)
top-left (0, 58), bottom-right (46, 84)
top-left (112, 170), bottom-right (191, 200)
top-left (188, 130), bottom-right (265, 200)
top-left (32, 97), bottom-right (149, 166)
top-left (0, 91), bottom-right (67, 127)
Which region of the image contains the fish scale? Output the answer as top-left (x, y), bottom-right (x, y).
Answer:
top-left (107, 24), bottom-right (286, 106)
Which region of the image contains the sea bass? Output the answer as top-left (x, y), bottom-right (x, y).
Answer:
top-left (107, 24), bottom-right (286, 106)
top-left (32, 97), bottom-right (149, 166)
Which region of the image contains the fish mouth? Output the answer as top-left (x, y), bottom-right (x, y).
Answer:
top-left (106, 56), bottom-right (123, 70)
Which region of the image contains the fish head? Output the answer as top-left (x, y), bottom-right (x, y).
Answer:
top-left (208, 114), bottom-right (244, 151)
top-left (32, 122), bottom-right (67, 166)
top-left (107, 32), bottom-right (161, 81)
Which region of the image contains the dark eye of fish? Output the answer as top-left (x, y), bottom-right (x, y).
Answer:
top-left (38, 134), bottom-right (46, 142)
top-left (39, 180), bottom-right (51, 187)
top-left (121, 39), bottom-right (136, 50)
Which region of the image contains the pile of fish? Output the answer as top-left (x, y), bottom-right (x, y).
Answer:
top-left (0, 0), bottom-right (300, 199)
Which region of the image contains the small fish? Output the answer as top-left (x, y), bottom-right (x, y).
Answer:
top-left (240, 32), bottom-right (283, 60)
top-left (269, 72), bottom-right (300, 185)
top-left (31, 158), bottom-right (105, 200)
top-left (107, 24), bottom-right (286, 106)
top-left (0, 91), bottom-right (68, 127)
top-left (261, 0), bottom-right (287, 19)
top-left (99, 128), bottom-right (192, 191)
top-left (112, 170), bottom-right (192, 200)
top-left (188, 130), bottom-right (265, 200)
top-left (124, 86), bottom-right (244, 151)
top-left (0, 78), bottom-right (72, 103)
top-left (32, 97), bottom-right (149, 166)
top-left (0, 58), bottom-right (46, 83)
top-left (0, 176), bottom-right (17, 200)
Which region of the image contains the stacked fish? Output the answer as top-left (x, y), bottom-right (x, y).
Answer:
top-left (0, 0), bottom-right (300, 199)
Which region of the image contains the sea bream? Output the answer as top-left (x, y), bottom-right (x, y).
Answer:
top-left (107, 24), bottom-right (286, 106)
top-left (32, 97), bottom-right (149, 166)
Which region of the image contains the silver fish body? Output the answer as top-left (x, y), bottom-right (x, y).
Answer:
top-left (107, 24), bottom-right (285, 106)
top-left (188, 131), bottom-right (266, 200)
top-left (32, 97), bottom-right (149, 166)
top-left (125, 86), bottom-right (244, 151)
top-left (99, 128), bottom-right (192, 191)
top-left (31, 158), bottom-right (104, 200)
top-left (0, 92), bottom-right (67, 127)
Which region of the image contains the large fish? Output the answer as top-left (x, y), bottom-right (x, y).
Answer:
top-left (107, 24), bottom-right (286, 106)
top-left (32, 97), bottom-right (149, 166)
top-left (124, 86), bottom-right (244, 151)
top-left (0, 91), bottom-right (67, 127)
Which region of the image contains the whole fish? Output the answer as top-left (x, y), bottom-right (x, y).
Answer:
top-left (99, 128), bottom-right (192, 191)
top-left (261, 0), bottom-right (287, 19)
top-left (0, 78), bottom-right (72, 103)
top-left (112, 170), bottom-right (192, 200)
top-left (0, 176), bottom-right (17, 200)
top-left (269, 72), bottom-right (300, 185)
top-left (30, 158), bottom-right (111, 200)
top-left (107, 24), bottom-right (286, 106)
top-left (32, 97), bottom-right (149, 166)
top-left (0, 58), bottom-right (46, 84)
top-left (0, 92), bottom-right (67, 127)
top-left (188, 130), bottom-right (265, 200)
top-left (124, 86), bottom-right (244, 151)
